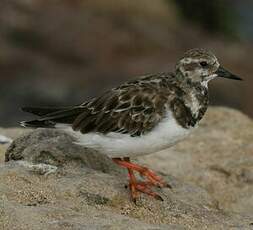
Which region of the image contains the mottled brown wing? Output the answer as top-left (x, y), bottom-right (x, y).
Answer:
top-left (72, 83), bottom-right (169, 136)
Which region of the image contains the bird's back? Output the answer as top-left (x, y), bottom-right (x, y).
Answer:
top-left (21, 72), bottom-right (209, 137)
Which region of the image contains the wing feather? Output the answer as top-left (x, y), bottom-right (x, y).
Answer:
top-left (72, 79), bottom-right (169, 136)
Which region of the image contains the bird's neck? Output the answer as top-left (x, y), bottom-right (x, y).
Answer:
top-left (170, 77), bottom-right (209, 129)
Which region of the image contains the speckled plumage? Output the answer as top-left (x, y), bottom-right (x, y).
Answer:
top-left (71, 72), bottom-right (209, 136)
top-left (21, 48), bottom-right (241, 157)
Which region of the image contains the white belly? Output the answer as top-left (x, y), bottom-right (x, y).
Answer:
top-left (67, 111), bottom-right (193, 158)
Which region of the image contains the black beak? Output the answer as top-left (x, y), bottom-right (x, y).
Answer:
top-left (215, 66), bottom-right (242, 81)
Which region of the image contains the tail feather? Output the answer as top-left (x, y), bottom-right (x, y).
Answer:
top-left (21, 106), bottom-right (85, 128)
top-left (20, 120), bottom-right (56, 128)
top-left (38, 107), bottom-right (84, 121)
top-left (21, 107), bottom-right (68, 116)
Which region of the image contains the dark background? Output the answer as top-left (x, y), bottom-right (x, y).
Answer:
top-left (0, 0), bottom-right (252, 126)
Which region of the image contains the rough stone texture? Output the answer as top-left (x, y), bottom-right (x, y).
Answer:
top-left (140, 106), bottom-right (253, 215)
top-left (5, 129), bottom-right (122, 175)
top-left (0, 128), bottom-right (31, 162)
top-left (1, 107), bottom-right (253, 229)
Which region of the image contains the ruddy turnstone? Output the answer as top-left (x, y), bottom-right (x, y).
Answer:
top-left (21, 48), bottom-right (242, 202)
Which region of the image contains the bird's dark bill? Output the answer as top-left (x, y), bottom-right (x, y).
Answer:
top-left (216, 66), bottom-right (242, 80)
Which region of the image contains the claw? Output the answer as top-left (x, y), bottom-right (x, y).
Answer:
top-left (155, 194), bottom-right (164, 201)
top-left (135, 182), bottom-right (164, 201)
top-left (166, 183), bottom-right (172, 189)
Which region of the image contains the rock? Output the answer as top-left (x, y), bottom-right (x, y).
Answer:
top-left (0, 128), bottom-right (29, 162)
top-left (1, 107), bottom-right (253, 229)
top-left (140, 107), bottom-right (253, 215)
top-left (5, 128), bottom-right (122, 175)
top-left (0, 161), bottom-right (252, 230)
top-left (0, 145), bottom-right (6, 163)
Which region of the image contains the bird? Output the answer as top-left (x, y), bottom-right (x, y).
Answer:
top-left (20, 48), bottom-right (242, 202)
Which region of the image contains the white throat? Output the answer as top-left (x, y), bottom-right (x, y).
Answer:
top-left (201, 74), bottom-right (217, 88)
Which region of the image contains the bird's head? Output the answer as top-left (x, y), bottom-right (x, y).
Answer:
top-left (175, 48), bottom-right (242, 86)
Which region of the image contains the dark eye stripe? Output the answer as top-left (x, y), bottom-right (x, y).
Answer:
top-left (183, 63), bottom-right (199, 71)
top-left (200, 61), bottom-right (208, 67)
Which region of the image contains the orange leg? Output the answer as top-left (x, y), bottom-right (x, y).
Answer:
top-left (113, 157), bottom-right (171, 202)
top-left (126, 162), bottom-right (138, 202)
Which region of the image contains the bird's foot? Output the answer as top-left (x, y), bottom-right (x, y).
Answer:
top-left (133, 181), bottom-right (164, 202)
top-left (112, 157), bottom-right (171, 202)
top-left (138, 166), bottom-right (171, 189)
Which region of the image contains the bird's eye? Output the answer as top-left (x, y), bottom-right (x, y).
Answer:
top-left (200, 61), bottom-right (208, 67)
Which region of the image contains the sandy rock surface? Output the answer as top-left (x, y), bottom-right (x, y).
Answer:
top-left (1, 107), bottom-right (253, 229)
top-left (141, 107), bottom-right (253, 215)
